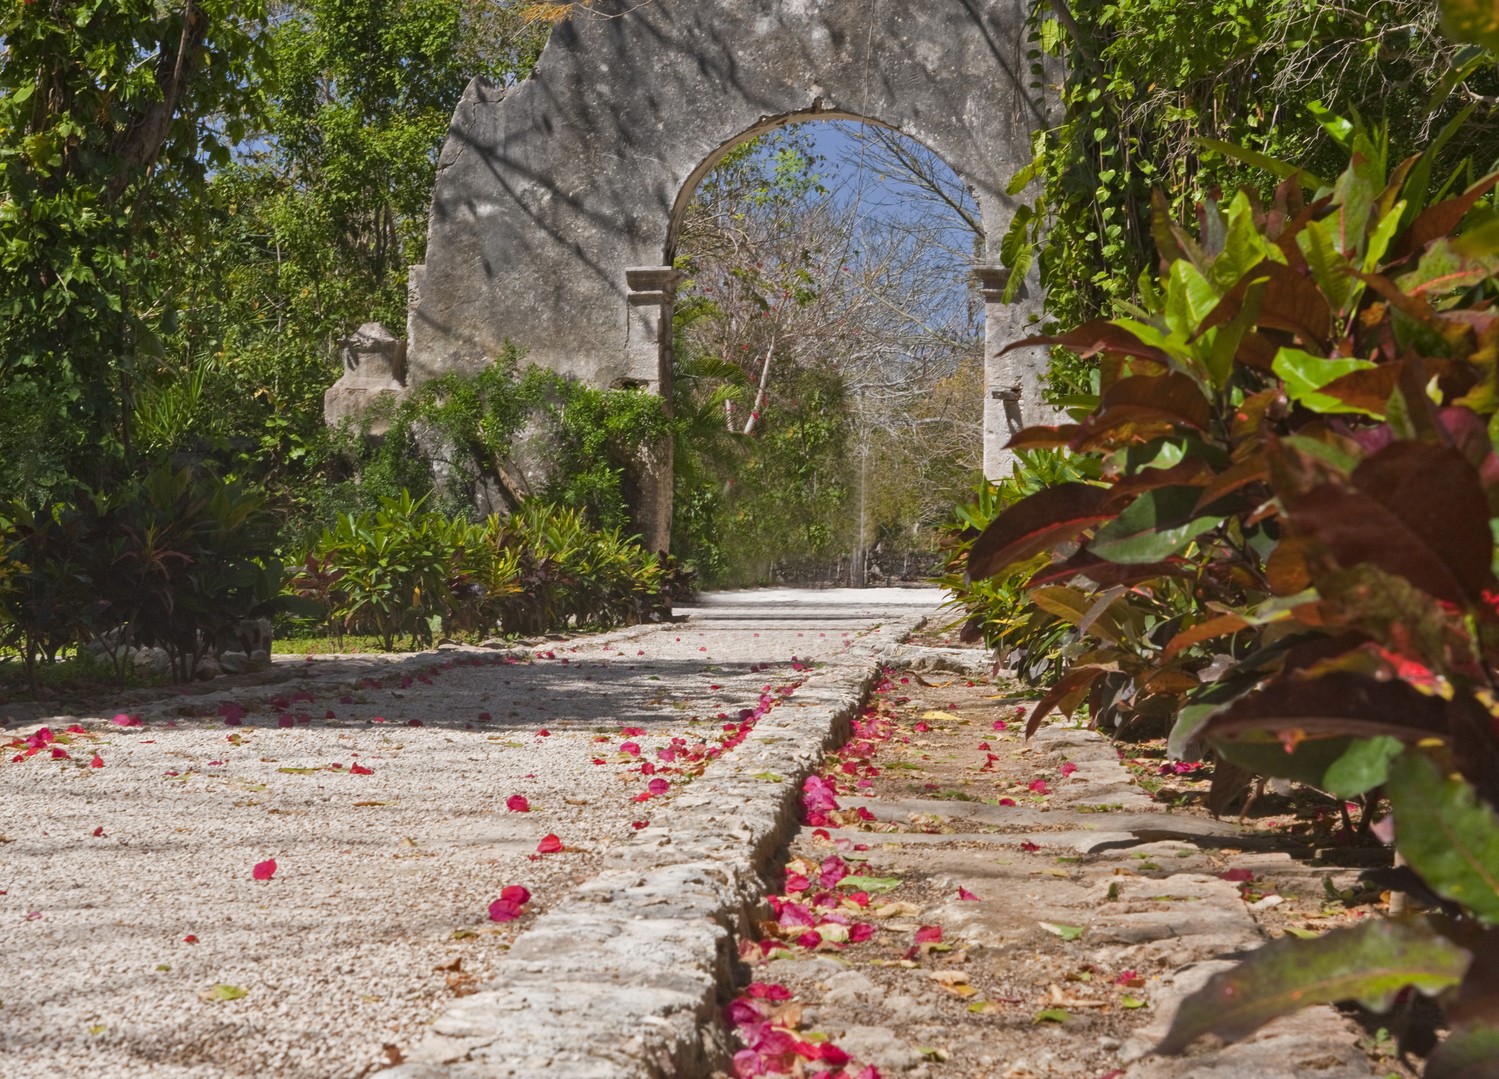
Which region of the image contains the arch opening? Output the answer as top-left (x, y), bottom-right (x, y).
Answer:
top-left (664, 120), bottom-right (987, 588)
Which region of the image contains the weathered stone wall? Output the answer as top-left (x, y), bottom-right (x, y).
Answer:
top-left (407, 0), bottom-right (1055, 548)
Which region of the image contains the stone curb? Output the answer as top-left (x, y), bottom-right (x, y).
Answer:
top-left (374, 615), bottom-right (927, 1078)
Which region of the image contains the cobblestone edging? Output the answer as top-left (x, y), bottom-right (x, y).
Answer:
top-left (377, 618), bottom-right (926, 1078)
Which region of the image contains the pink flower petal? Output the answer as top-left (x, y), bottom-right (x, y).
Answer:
top-left (487, 898), bottom-right (523, 922)
top-left (350, 763), bottom-right (373, 775)
top-left (88, 753), bottom-right (104, 768)
top-left (647, 777), bottom-right (669, 796)
top-left (500, 885), bottom-right (531, 905)
top-left (746, 982), bottom-right (792, 1001)
top-left (913, 925), bottom-right (942, 945)
top-left (252, 858), bottom-right (278, 881)
top-left (536, 834), bottom-right (562, 854)
top-left (506, 794), bottom-right (530, 813)
top-left (1060, 761), bottom-right (1079, 776)
top-left (957, 886), bottom-right (980, 901)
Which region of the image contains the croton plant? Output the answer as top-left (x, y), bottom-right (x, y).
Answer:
top-left (966, 127), bottom-right (1499, 1070)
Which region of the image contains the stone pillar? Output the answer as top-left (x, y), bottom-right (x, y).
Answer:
top-left (625, 267), bottom-right (684, 553)
top-left (977, 265), bottom-right (1031, 482)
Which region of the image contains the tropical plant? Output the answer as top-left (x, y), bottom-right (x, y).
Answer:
top-left (0, 465), bottom-right (282, 683)
top-left (1013, 0), bottom-right (1499, 396)
top-left (937, 450), bottom-right (1099, 685)
top-left (965, 116), bottom-right (1499, 1068)
top-left (292, 496), bottom-right (669, 648)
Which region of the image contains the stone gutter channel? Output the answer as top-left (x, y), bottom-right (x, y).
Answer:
top-left (379, 618), bottom-right (927, 1079)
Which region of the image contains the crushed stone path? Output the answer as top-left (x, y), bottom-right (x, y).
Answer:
top-left (0, 588), bottom-right (940, 1079)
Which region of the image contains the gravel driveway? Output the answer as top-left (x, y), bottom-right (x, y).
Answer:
top-left (0, 588), bottom-right (941, 1078)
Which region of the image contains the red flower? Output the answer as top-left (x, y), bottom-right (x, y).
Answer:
top-left (506, 794), bottom-right (530, 813)
top-left (252, 859), bottom-right (278, 880)
top-left (536, 834), bottom-right (563, 854)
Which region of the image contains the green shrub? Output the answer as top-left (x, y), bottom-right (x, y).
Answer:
top-left (290, 497), bottom-right (669, 647)
top-left (0, 464), bottom-right (282, 684)
top-left (967, 126), bottom-right (1499, 1066)
top-left (937, 450), bottom-right (1099, 684)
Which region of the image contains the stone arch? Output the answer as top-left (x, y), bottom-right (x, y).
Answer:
top-left (405, 0), bottom-right (1053, 550)
top-left (660, 111), bottom-right (980, 265)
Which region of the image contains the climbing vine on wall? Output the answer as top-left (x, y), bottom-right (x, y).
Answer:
top-left (1009, 0), bottom-right (1499, 397)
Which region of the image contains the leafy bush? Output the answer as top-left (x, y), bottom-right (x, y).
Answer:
top-left (291, 497), bottom-right (669, 647)
top-left (966, 125), bottom-right (1499, 1066)
top-left (1007, 0), bottom-right (1499, 398)
top-left (936, 450), bottom-right (1098, 684)
top-left (0, 465), bottom-right (282, 683)
top-left (316, 354), bottom-right (672, 546)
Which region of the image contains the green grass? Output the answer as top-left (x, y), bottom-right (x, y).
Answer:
top-left (271, 635), bottom-right (397, 655)
top-left (0, 650), bottom-right (169, 697)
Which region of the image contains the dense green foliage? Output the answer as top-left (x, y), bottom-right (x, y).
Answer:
top-left (0, 0), bottom-right (268, 496)
top-left (0, 464), bottom-right (281, 683)
top-left (947, 6), bottom-right (1499, 1067)
top-left (289, 497), bottom-right (670, 651)
top-left (1012, 0), bottom-right (1499, 395)
top-left (963, 121), bottom-right (1499, 1071)
top-left (322, 353), bottom-right (672, 544)
top-left (0, 0), bottom-right (546, 520)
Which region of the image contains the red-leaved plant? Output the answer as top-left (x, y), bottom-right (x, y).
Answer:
top-left (965, 116), bottom-right (1499, 1070)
